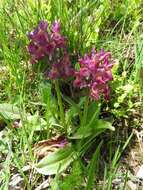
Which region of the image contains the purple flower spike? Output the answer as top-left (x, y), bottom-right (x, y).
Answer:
top-left (74, 48), bottom-right (114, 101)
top-left (28, 20), bottom-right (67, 65)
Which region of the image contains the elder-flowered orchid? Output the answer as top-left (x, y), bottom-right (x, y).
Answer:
top-left (74, 48), bottom-right (114, 101)
top-left (27, 20), bottom-right (74, 80)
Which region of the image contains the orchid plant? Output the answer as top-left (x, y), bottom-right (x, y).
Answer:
top-left (27, 20), bottom-right (115, 175)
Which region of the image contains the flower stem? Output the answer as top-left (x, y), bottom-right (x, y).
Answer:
top-left (81, 95), bottom-right (89, 127)
top-left (55, 80), bottom-right (65, 129)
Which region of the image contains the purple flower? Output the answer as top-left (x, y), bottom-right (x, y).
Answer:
top-left (28, 42), bottom-right (38, 54)
top-left (51, 32), bottom-right (66, 48)
top-left (48, 63), bottom-right (60, 79)
top-left (49, 53), bottom-right (74, 80)
top-left (28, 21), bottom-right (48, 40)
top-left (27, 20), bottom-right (67, 64)
top-left (28, 20), bottom-right (74, 80)
top-left (28, 21), bottom-right (50, 63)
top-left (73, 48), bottom-right (114, 101)
top-left (51, 22), bottom-right (66, 48)
top-left (38, 20), bottom-right (48, 30)
top-left (51, 21), bottom-right (61, 33)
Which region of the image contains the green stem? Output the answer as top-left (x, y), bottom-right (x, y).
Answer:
top-left (55, 80), bottom-right (65, 129)
top-left (81, 95), bottom-right (89, 127)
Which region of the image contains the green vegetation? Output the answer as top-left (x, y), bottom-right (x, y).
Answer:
top-left (0, 0), bottom-right (142, 189)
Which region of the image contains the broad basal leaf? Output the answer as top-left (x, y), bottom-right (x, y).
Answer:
top-left (70, 119), bottom-right (115, 139)
top-left (93, 120), bottom-right (115, 131)
top-left (35, 145), bottom-right (76, 175)
top-left (0, 103), bottom-right (20, 120)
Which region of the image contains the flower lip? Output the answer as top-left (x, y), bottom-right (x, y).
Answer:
top-left (51, 21), bottom-right (61, 33)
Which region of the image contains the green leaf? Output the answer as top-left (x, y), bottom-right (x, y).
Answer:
top-left (27, 114), bottom-right (47, 131)
top-left (35, 145), bottom-right (76, 175)
top-left (86, 141), bottom-right (103, 190)
top-left (0, 103), bottom-right (20, 120)
top-left (70, 120), bottom-right (115, 139)
top-left (39, 82), bottom-right (52, 105)
top-left (62, 95), bottom-right (82, 120)
top-left (93, 120), bottom-right (115, 131)
top-left (86, 102), bottom-right (101, 124)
